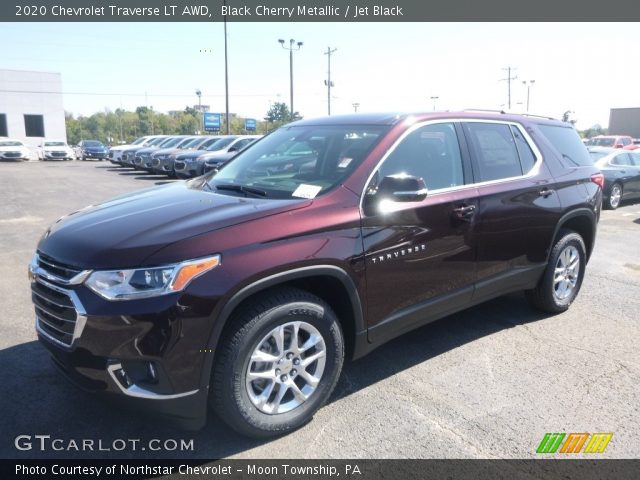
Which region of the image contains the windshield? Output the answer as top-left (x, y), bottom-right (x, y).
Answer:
top-left (0, 140), bottom-right (24, 147)
top-left (592, 137), bottom-right (615, 147)
top-left (207, 125), bottom-right (388, 199)
top-left (180, 137), bottom-right (203, 148)
top-left (84, 141), bottom-right (104, 147)
top-left (206, 137), bottom-right (237, 151)
top-left (157, 137), bottom-right (183, 148)
top-left (147, 137), bottom-right (167, 146)
top-left (131, 137), bottom-right (147, 145)
top-left (44, 141), bottom-right (66, 147)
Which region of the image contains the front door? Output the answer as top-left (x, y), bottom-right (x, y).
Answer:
top-left (361, 121), bottom-right (479, 343)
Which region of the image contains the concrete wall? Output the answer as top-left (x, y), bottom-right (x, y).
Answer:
top-left (0, 69), bottom-right (66, 152)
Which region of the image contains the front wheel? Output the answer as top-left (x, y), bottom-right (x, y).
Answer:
top-left (210, 287), bottom-right (344, 438)
top-left (525, 229), bottom-right (586, 313)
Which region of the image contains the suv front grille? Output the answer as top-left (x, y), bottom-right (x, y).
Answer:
top-left (37, 253), bottom-right (84, 282)
top-left (174, 161), bottom-right (186, 170)
top-left (30, 254), bottom-right (89, 349)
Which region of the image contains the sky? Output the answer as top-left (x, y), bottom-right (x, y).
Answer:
top-left (1, 22), bottom-right (638, 129)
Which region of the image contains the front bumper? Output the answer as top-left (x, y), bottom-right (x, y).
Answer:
top-left (29, 257), bottom-right (219, 429)
top-left (83, 151), bottom-right (108, 160)
top-left (43, 152), bottom-right (73, 160)
top-left (0, 151), bottom-right (29, 161)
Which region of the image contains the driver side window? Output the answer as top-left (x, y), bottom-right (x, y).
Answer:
top-left (378, 123), bottom-right (465, 191)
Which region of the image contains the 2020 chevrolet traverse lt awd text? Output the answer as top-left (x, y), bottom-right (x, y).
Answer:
top-left (29, 112), bottom-right (602, 437)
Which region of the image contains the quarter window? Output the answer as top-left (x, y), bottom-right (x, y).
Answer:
top-left (510, 125), bottom-right (536, 173)
top-left (378, 122), bottom-right (465, 191)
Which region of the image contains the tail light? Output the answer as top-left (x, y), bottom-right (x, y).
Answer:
top-left (591, 173), bottom-right (605, 189)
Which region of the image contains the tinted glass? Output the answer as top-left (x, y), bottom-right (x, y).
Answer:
top-left (44, 141), bottom-right (66, 146)
top-left (538, 124), bottom-right (593, 166)
top-left (24, 114), bottom-right (45, 137)
top-left (208, 125), bottom-right (387, 199)
top-left (510, 125), bottom-right (537, 173)
top-left (84, 141), bottom-right (103, 147)
top-left (206, 137), bottom-right (237, 151)
top-left (379, 122), bottom-right (465, 190)
top-left (0, 114), bottom-right (7, 137)
top-left (464, 123), bottom-right (522, 181)
top-left (592, 137), bottom-right (615, 147)
top-left (132, 137), bottom-right (147, 145)
top-left (621, 137), bottom-right (632, 145)
top-left (611, 153), bottom-right (632, 166)
top-left (0, 140), bottom-right (23, 147)
top-left (630, 152), bottom-right (640, 166)
top-left (589, 151), bottom-right (609, 162)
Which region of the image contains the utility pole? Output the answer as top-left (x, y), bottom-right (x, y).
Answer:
top-left (500, 67), bottom-right (518, 110)
top-left (324, 47), bottom-right (337, 115)
top-left (223, 0), bottom-right (230, 134)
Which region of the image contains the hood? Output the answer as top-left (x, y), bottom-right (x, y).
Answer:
top-left (0, 145), bottom-right (29, 152)
top-left (153, 147), bottom-right (184, 156)
top-left (110, 143), bottom-right (140, 151)
top-left (43, 145), bottom-right (71, 151)
top-left (37, 181), bottom-right (310, 269)
top-left (135, 146), bottom-right (161, 154)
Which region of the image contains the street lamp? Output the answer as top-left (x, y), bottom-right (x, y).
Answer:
top-left (522, 80), bottom-right (535, 112)
top-left (352, 102), bottom-right (360, 113)
top-left (430, 96), bottom-right (439, 111)
top-left (278, 38), bottom-right (303, 120)
top-left (195, 89), bottom-right (202, 134)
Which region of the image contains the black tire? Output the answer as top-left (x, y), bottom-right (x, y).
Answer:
top-left (606, 183), bottom-right (622, 210)
top-left (525, 229), bottom-right (586, 313)
top-left (210, 287), bottom-right (344, 438)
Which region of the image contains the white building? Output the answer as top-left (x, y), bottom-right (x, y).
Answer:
top-left (0, 69), bottom-right (67, 150)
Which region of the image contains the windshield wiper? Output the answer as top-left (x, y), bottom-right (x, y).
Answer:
top-left (215, 183), bottom-right (268, 197)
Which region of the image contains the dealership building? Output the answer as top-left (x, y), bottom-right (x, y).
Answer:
top-left (609, 107), bottom-right (640, 138)
top-left (0, 69), bottom-right (67, 150)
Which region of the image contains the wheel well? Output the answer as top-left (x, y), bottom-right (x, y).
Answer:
top-left (558, 215), bottom-right (594, 261)
top-left (220, 276), bottom-right (358, 359)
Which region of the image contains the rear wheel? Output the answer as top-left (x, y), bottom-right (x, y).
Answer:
top-left (525, 229), bottom-right (586, 313)
top-left (210, 287), bottom-right (344, 438)
top-left (606, 183), bottom-right (622, 210)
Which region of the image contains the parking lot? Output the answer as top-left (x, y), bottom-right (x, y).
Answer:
top-left (1, 160), bottom-right (639, 459)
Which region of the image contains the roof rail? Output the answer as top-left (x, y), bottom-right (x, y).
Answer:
top-left (520, 113), bottom-right (558, 121)
top-left (462, 108), bottom-right (506, 114)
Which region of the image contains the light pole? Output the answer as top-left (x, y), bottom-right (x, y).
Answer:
top-left (195, 89), bottom-right (202, 134)
top-left (278, 38), bottom-right (303, 120)
top-left (352, 102), bottom-right (360, 112)
top-left (522, 80), bottom-right (535, 112)
top-left (324, 47), bottom-right (337, 115)
top-left (430, 96), bottom-right (439, 111)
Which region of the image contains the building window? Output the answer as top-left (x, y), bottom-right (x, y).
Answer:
top-left (0, 114), bottom-right (7, 137)
top-left (24, 114), bottom-right (45, 137)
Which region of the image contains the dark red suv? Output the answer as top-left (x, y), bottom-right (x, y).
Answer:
top-left (29, 112), bottom-right (602, 437)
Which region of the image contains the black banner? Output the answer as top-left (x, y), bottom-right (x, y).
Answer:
top-left (3, 0), bottom-right (640, 22)
top-left (4, 459), bottom-right (640, 480)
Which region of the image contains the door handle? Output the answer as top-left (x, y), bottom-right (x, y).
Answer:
top-left (539, 188), bottom-right (555, 198)
top-left (453, 204), bottom-right (476, 219)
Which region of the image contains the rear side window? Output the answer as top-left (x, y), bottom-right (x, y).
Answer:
top-left (463, 123), bottom-right (524, 181)
top-left (538, 124), bottom-right (593, 166)
top-left (510, 125), bottom-right (536, 173)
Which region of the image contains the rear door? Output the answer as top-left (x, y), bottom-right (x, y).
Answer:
top-left (461, 120), bottom-right (561, 301)
top-left (362, 121), bottom-right (479, 342)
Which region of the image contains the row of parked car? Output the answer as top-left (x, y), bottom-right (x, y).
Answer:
top-left (107, 134), bottom-right (262, 178)
top-left (0, 137), bottom-right (110, 161)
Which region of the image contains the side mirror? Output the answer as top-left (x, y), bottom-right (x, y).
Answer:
top-left (228, 146), bottom-right (238, 152)
top-left (374, 174), bottom-right (428, 202)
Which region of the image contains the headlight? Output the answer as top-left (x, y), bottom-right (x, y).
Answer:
top-left (85, 255), bottom-right (221, 301)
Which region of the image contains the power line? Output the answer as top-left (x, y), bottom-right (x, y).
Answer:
top-left (0, 89), bottom-right (275, 98)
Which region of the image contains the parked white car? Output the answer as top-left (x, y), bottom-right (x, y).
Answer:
top-left (39, 140), bottom-right (75, 161)
top-left (0, 138), bottom-right (31, 161)
top-left (108, 135), bottom-right (166, 164)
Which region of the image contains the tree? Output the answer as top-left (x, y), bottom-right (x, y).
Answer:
top-left (561, 110), bottom-right (577, 126)
top-left (264, 102), bottom-right (302, 132)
